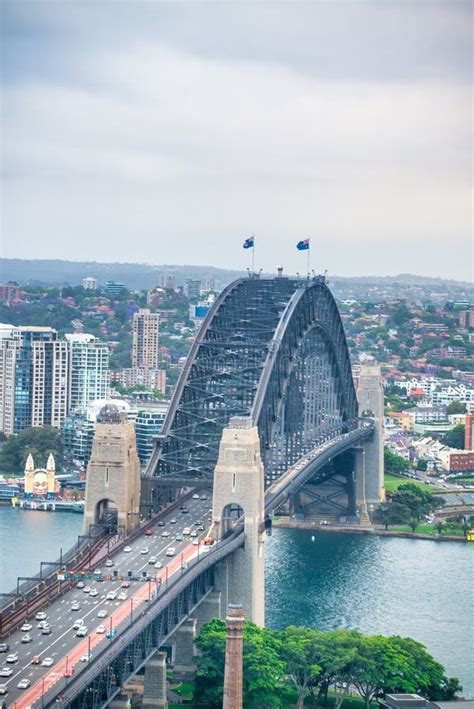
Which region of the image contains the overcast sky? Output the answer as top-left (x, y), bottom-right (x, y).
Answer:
top-left (1, 1), bottom-right (472, 280)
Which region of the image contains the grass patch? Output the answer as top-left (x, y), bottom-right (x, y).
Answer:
top-left (384, 473), bottom-right (443, 494)
top-left (174, 681), bottom-right (195, 700)
top-left (391, 523), bottom-right (464, 536)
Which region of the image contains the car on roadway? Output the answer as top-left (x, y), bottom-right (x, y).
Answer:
top-left (118, 592), bottom-right (127, 601)
top-left (6, 654), bottom-right (18, 664)
top-left (21, 633), bottom-right (32, 643)
top-left (80, 653), bottom-right (92, 662)
top-left (20, 623), bottom-right (32, 632)
top-left (157, 520), bottom-right (165, 527)
top-left (83, 586), bottom-right (91, 593)
top-left (71, 602), bottom-right (81, 611)
top-left (76, 581), bottom-right (85, 589)
top-left (154, 561), bottom-right (162, 569)
top-left (41, 626), bottom-right (52, 635)
top-left (166, 547), bottom-right (176, 557)
top-left (169, 518), bottom-right (177, 524)
top-left (192, 539), bottom-right (199, 546)
top-left (148, 556), bottom-right (157, 565)
top-left (0, 684), bottom-right (7, 696)
top-left (196, 524), bottom-right (205, 531)
top-left (35, 611), bottom-right (47, 621)
top-left (97, 609), bottom-right (108, 618)
top-left (73, 618), bottom-right (85, 629)
top-left (140, 547), bottom-right (149, 554)
top-left (96, 625), bottom-right (106, 634)
top-left (144, 529), bottom-right (153, 536)
top-left (106, 630), bottom-right (116, 639)
top-left (106, 591), bottom-right (117, 601)
top-left (181, 508), bottom-right (189, 514)
top-left (161, 531), bottom-right (170, 538)
top-left (31, 655), bottom-right (42, 665)
top-left (17, 678), bottom-right (31, 690)
top-left (182, 527), bottom-right (191, 535)
top-left (105, 559), bottom-right (114, 567)
top-left (42, 657), bottom-right (54, 667)
top-left (0, 645), bottom-right (8, 654)
top-left (190, 530), bottom-right (198, 537)
top-left (37, 620), bottom-right (49, 629)
top-left (76, 626), bottom-right (88, 637)
top-left (0, 669), bottom-right (13, 678)
top-left (90, 589), bottom-right (99, 597)
top-left (175, 533), bottom-right (183, 541)
top-left (124, 546), bottom-right (132, 553)
top-left (200, 495), bottom-right (207, 500)
top-left (121, 581), bottom-right (130, 588)
top-left (192, 493), bottom-right (200, 499)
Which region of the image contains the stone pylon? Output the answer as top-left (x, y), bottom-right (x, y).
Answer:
top-left (83, 406), bottom-right (141, 535)
top-left (356, 365), bottom-right (385, 512)
top-left (24, 453), bottom-right (34, 497)
top-left (223, 604), bottom-right (244, 709)
top-left (212, 417), bottom-right (265, 626)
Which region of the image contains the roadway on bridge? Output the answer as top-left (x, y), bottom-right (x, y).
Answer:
top-left (1, 494), bottom-right (211, 708)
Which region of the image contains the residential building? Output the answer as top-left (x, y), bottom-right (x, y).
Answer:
top-left (104, 280), bottom-right (126, 295)
top-left (82, 277), bottom-right (98, 290)
top-left (458, 307), bottom-right (474, 328)
top-left (135, 409), bottom-right (167, 467)
top-left (1, 282), bottom-right (21, 306)
top-left (110, 367), bottom-right (166, 394)
top-left (184, 279), bottom-right (201, 299)
top-left (159, 273), bottom-right (175, 290)
top-left (0, 326), bottom-right (68, 434)
top-left (465, 413), bottom-right (474, 450)
top-left (146, 288), bottom-right (165, 306)
top-left (132, 309), bottom-right (159, 369)
top-left (66, 334), bottom-right (109, 411)
top-left (201, 276), bottom-right (216, 292)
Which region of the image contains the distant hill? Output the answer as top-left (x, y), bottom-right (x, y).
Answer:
top-left (0, 258), bottom-right (472, 301)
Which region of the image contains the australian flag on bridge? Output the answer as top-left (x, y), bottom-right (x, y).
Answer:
top-left (296, 238), bottom-right (310, 251)
top-left (243, 236), bottom-right (255, 249)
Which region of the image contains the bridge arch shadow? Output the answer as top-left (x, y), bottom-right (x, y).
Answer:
top-left (220, 502), bottom-right (245, 537)
top-left (95, 497), bottom-right (118, 531)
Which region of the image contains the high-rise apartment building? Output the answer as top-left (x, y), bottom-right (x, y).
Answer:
top-left (0, 326), bottom-right (69, 434)
top-left (82, 277), bottom-right (98, 290)
top-left (66, 334), bottom-right (109, 412)
top-left (184, 279), bottom-right (201, 299)
top-left (132, 309), bottom-right (159, 369)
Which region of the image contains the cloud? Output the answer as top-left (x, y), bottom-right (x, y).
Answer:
top-left (1, 1), bottom-right (472, 279)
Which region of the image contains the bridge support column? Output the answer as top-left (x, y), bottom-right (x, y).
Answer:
top-left (355, 449), bottom-right (370, 525)
top-left (83, 408), bottom-right (141, 535)
top-left (356, 366), bottom-right (385, 506)
top-left (289, 491), bottom-right (304, 519)
top-left (212, 417), bottom-right (265, 626)
top-left (142, 651), bottom-right (168, 709)
top-left (194, 590), bottom-right (222, 630)
top-left (172, 618), bottom-right (197, 681)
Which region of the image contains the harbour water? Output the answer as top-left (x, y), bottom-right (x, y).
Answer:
top-left (1, 508), bottom-right (472, 695)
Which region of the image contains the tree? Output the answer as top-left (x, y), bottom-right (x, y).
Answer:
top-left (279, 627), bottom-right (323, 708)
top-left (442, 424), bottom-right (465, 450)
top-left (384, 448), bottom-right (410, 474)
top-left (373, 502), bottom-right (410, 530)
top-left (0, 426), bottom-right (63, 472)
top-left (416, 459), bottom-right (428, 471)
top-left (447, 400), bottom-right (467, 415)
top-left (392, 484), bottom-right (444, 531)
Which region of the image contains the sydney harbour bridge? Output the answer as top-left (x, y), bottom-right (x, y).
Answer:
top-left (2, 274), bottom-right (384, 708)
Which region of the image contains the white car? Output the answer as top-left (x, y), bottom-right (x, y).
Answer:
top-left (89, 589), bottom-right (99, 597)
top-left (42, 657), bottom-right (54, 667)
top-left (97, 609), bottom-right (107, 618)
top-left (170, 518), bottom-right (177, 524)
top-left (190, 530), bottom-right (198, 537)
top-left (118, 592), bottom-right (127, 601)
top-left (154, 561), bottom-right (162, 569)
top-left (105, 559), bottom-right (114, 567)
top-left (192, 493), bottom-right (200, 499)
top-left (71, 602), bottom-right (81, 611)
top-left (166, 547), bottom-right (176, 557)
top-left (20, 623), bottom-right (32, 632)
top-left (37, 620), bottom-right (49, 629)
top-left (0, 668), bottom-right (13, 677)
top-left (106, 591), bottom-right (117, 601)
top-left (124, 546), bottom-right (132, 553)
top-left (73, 619), bottom-right (85, 630)
top-left (96, 625), bottom-right (106, 634)
top-left (83, 586), bottom-right (91, 593)
top-left (21, 634), bottom-right (32, 643)
top-left (17, 678), bottom-right (31, 690)
top-left (182, 528), bottom-right (191, 535)
top-left (192, 539), bottom-right (199, 545)
top-left (6, 654), bottom-right (18, 664)
top-left (76, 627), bottom-right (88, 637)
top-left (148, 556), bottom-right (157, 565)
top-left (80, 653), bottom-right (92, 662)
top-left (161, 531), bottom-right (170, 538)
top-left (35, 612), bottom-right (47, 621)
top-left (140, 547), bottom-right (149, 555)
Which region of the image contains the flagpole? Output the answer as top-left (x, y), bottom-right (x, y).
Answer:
top-left (307, 239), bottom-right (310, 279)
top-left (252, 238), bottom-right (255, 274)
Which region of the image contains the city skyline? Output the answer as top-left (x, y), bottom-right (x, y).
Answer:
top-left (2, 2), bottom-right (472, 280)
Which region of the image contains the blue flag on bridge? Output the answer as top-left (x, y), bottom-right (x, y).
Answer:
top-left (296, 238), bottom-right (310, 251)
top-left (243, 236), bottom-right (255, 249)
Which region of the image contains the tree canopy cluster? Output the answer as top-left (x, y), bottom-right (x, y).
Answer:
top-left (375, 483), bottom-right (445, 532)
top-left (0, 426), bottom-right (63, 473)
top-left (193, 621), bottom-right (461, 709)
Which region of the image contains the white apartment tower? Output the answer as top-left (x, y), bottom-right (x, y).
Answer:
top-left (132, 309), bottom-right (159, 369)
top-left (66, 334), bottom-right (109, 412)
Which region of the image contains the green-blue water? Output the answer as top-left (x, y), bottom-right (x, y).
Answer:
top-left (1, 509), bottom-right (472, 695)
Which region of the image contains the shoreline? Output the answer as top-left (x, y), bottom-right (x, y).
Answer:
top-left (272, 516), bottom-right (469, 543)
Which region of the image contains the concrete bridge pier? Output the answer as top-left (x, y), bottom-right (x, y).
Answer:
top-left (172, 618), bottom-right (197, 681)
top-left (289, 490), bottom-right (304, 519)
top-left (356, 366), bottom-right (385, 509)
top-left (212, 417), bottom-right (265, 626)
top-left (142, 651), bottom-right (168, 709)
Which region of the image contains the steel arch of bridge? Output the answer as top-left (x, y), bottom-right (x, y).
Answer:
top-left (149, 275), bottom-right (358, 487)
